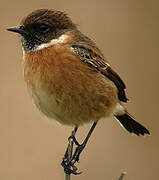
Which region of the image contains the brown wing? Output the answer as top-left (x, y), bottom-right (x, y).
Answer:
top-left (71, 44), bottom-right (128, 102)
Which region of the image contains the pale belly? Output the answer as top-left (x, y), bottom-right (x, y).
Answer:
top-left (28, 85), bottom-right (63, 123)
top-left (27, 76), bottom-right (118, 126)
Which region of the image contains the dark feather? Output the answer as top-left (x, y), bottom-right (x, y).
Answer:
top-left (100, 67), bottom-right (128, 102)
top-left (115, 114), bottom-right (150, 136)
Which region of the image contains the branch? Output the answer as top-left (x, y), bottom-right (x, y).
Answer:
top-left (118, 172), bottom-right (126, 180)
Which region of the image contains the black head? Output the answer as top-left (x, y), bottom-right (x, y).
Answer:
top-left (7, 9), bottom-right (77, 51)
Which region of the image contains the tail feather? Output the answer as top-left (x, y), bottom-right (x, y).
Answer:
top-left (114, 113), bottom-right (150, 136)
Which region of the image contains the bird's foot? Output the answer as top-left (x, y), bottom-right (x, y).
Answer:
top-left (61, 157), bottom-right (81, 175)
top-left (61, 136), bottom-right (85, 175)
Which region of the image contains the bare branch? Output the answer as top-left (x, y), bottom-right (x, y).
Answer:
top-left (118, 172), bottom-right (127, 180)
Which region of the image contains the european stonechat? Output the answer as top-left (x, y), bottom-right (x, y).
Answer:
top-left (7, 9), bottom-right (150, 174)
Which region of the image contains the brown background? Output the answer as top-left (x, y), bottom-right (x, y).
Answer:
top-left (1, 0), bottom-right (158, 180)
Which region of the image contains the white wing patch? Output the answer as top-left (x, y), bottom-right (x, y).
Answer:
top-left (113, 103), bottom-right (125, 116)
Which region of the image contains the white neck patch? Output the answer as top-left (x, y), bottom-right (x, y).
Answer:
top-left (33, 34), bottom-right (69, 51)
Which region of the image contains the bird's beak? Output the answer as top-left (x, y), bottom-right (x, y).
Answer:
top-left (7, 26), bottom-right (27, 36)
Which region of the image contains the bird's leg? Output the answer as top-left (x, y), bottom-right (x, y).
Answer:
top-left (61, 126), bottom-right (79, 174)
top-left (70, 121), bottom-right (98, 166)
top-left (61, 121), bottom-right (98, 175)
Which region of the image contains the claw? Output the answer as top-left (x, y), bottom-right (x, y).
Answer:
top-left (62, 161), bottom-right (82, 175)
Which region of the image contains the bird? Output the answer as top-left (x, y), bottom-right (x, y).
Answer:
top-left (7, 9), bottom-right (150, 174)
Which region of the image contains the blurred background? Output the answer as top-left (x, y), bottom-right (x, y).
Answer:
top-left (0, 0), bottom-right (158, 180)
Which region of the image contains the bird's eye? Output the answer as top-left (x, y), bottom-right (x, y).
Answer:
top-left (38, 24), bottom-right (50, 33)
top-left (31, 23), bottom-right (51, 34)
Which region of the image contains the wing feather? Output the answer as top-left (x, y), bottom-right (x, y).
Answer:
top-left (71, 44), bottom-right (128, 102)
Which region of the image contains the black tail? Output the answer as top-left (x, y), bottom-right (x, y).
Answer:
top-left (114, 113), bottom-right (150, 136)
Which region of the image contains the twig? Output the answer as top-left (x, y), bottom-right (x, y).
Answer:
top-left (65, 127), bottom-right (78, 180)
top-left (118, 172), bottom-right (126, 180)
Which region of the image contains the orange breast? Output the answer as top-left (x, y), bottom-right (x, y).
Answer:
top-left (23, 44), bottom-right (118, 125)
